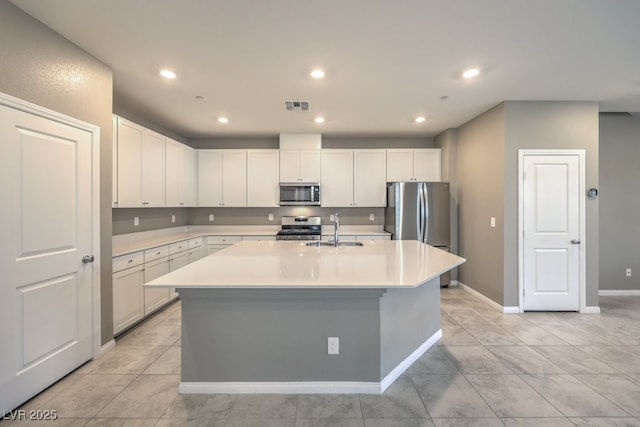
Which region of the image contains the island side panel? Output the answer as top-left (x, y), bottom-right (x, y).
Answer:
top-left (379, 278), bottom-right (441, 378)
top-left (180, 289), bottom-right (384, 383)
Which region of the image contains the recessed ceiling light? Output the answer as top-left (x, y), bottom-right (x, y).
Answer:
top-left (314, 116), bottom-right (325, 124)
top-left (462, 68), bottom-right (480, 79)
top-left (159, 69), bottom-right (177, 79)
top-left (415, 116), bottom-right (426, 123)
top-left (218, 117), bottom-right (229, 124)
top-left (310, 69), bottom-right (325, 79)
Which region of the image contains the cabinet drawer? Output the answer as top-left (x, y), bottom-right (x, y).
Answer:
top-left (169, 240), bottom-right (189, 254)
top-left (144, 245), bottom-right (169, 262)
top-left (113, 251), bottom-right (144, 273)
top-left (241, 235), bottom-right (276, 241)
top-left (207, 235), bottom-right (242, 245)
top-left (188, 237), bottom-right (203, 249)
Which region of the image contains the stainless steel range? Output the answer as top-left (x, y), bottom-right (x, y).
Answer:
top-left (276, 216), bottom-right (322, 241)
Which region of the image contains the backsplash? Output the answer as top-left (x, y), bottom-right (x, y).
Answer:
top-left (113, 207), bottom-right (385, 235)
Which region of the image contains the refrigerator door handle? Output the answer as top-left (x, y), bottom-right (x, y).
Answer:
top-left (421, 183), bottom-right (429, 244)
top-left (416, 185), bottom-right (423, 242)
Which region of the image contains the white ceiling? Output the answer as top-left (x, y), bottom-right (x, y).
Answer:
top-left (10, 0), bottom-right (640, 138)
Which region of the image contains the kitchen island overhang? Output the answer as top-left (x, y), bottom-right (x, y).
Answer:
top-left (146, 240), bottom-right (465, 394)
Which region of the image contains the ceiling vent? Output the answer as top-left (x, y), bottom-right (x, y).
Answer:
top-left (285, 101), bottom-right (310, 111)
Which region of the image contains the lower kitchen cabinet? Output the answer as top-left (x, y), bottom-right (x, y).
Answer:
top-left (143, 256), bottom-right (170, 316)
top-left (207, 235), bottom-right (242, 255)
top-left (168, 248), bottom-right (188, 300)
top-left (112, 252), bottom-right (145, 335)
top-left (188, 237), bottom-right (204, 262)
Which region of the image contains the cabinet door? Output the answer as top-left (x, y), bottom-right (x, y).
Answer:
top-left (247, 150), bottom-right (279, 207)
top-left (168, 251), bottom-right (189, 300)
top-left (116, 118), bottom-right (144, 207)
top-left (221, 150), bottom-right (247, 207)
top-left (354, 150), bottom-right (387, 207)
top-left (112, 115), bottom-right (118, 207)
top-left (321, 150), bottom-right (354, 207)
top-left (141, 129), bottom-right (165, 207)
top-left (279, 150), bottom-right (300, 182)
top-left (181, 145), bottom-right (196, 206)
top-left (413, 149), bottom-right (441, 182)
top-left (299, 150), bottom-right (321, 182)
top-left (197, 150), bottom-right (223, 206)
top-left (386, 149), bottom-right (414, 182)
top-left (143, 257), bottom-right (170, 315)
top-left (166, 138), bottom-right (184, 207)
top-left (113, 265), bottom-right (144, 334)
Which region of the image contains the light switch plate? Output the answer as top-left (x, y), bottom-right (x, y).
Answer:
top-left (369, 214), bottom-right (375, 221)
top-left (490, 217), bottom-right (496, 228)
top-left (328, 337), bottom-right (339, 355)
top-left (329, 214), bottom-right (335, 221)
top-left (171, 214), bottom-right (176, 223)
top-left (268, 214), bottom-right (274, 221)
top-left (134, 217), bottom-right (139, 227)
top-left (209, 214), bottom-right (214, 222)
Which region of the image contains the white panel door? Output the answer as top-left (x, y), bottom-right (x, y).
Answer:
top-left (247, 150), bottom-right (279, 206)
top-left (522, 154), bottom-right (581, 311)
top-left (353, 150), bottom-right (387, 206)
top-left (321, 150), bottom-right (354, 207)
top-left (0, 104), bottom-right (93, 411)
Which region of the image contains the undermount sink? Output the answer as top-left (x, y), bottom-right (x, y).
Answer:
top-left (305, 241), bottom-right (364, 247)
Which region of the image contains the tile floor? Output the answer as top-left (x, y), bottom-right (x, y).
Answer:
top-left (7, 286), bottom-right (640, 426)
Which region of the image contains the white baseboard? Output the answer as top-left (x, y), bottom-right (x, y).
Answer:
top-left (179, 329), bottom-right (442, 395)
top-left (503, 306), bottom-right (521, 314)
top-left (599, 290), bottom-right (640, 296)
top-left (95, 339), bottom-right (116, 359)
top-left (581, 306), bottom-right (601, 314)
top-left (379, 329), bottom-right (442, 393)
top-left (455, 281), bottom-right (511, 312)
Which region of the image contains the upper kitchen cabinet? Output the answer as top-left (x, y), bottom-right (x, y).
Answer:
top-left (197, 150), bottom-right (247, 207)
top-left (386, 148), bottom-right (441, 182)
top-left (321, 149), bottom-right (387, 207)
top-left (113, 116), bottom-right (166, 208)
top-left (247, 150), bottom-right (279, 207)
top-left (166, 138), bottom-right (196, 207)
top-left (279, 150), bottom-right (321, 183)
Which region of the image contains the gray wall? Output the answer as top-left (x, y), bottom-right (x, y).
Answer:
top-left (455, 104), bottom-right (506, 304)
top-left (435, 129), bottom-right (459, 280)
top-left (503, 101), bottom-right (600, 307)
top-left (599, 113), bottom-right (640, 291)
top-left (113, 208), bottom-right (189, 235)
top-left (0, 2), bottom-right (114, 344)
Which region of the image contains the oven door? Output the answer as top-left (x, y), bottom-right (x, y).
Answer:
top-left (279, 183), bottom-right (320, 206)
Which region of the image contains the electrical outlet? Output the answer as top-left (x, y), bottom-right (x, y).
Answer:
top-left (369, 213), bottom-right (375, 221)
top-left (490, 217), bottom-right (496, 228)
top-left (329, 214), bottom-right (335, 221)
top-left (626, 268), bottom-right (632, 277)
top-left (209, 214), bottom-right (214, 222)
top-left (327, 337), bottom-right (339, 355)
top-left (171, 214), bottom-right (176, 223)
top-left (268, 213), bottom-right (274, 221)
top-left (134, 216), bottom-right (139, 227)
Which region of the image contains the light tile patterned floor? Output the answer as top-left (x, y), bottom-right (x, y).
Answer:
top-left (7, 287), bottom-right (640, 426)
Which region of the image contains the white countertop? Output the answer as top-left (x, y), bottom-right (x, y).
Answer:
top-left (145, 240), bottom-right (465, 289)
top-left (112, 225), bottom-right (390, 257)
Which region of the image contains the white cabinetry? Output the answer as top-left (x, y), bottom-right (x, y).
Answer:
top-left (188, 237), bottom-right (204, 262)
top-left (386, 148), bottom-right (441, 182)
top-left (280, 150), bottom-right (321, 183)
top-left (113, 117), bottom-right (166, 207)
top-left (112, 251), bottom-right (144, 335)
top-left (198, 150), bottom-right (247, 207)
top-left (247, 150), bottom-right (279, 207)
top-left (143, 246), bottom-right (170, 316)
top-left (166, 138), bottom-right (196, 207)
top-left (206, 235), bottom-right (242, 255)
top-left (321, 149), bottom-right (387, 207)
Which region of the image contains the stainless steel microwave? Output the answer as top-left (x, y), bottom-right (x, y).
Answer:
top-left (279, 183), bottom-right (320, 206)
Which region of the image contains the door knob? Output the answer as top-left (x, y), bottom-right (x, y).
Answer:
top-left (571, 240), bottom-right (581, 245)
top-left (82, 255), bottom-right (95, 263)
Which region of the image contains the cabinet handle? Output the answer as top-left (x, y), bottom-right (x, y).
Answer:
top-left (180, 202), bottom-right (185, 206)
top-left (156, 251), bottom-right (161, 255)
top-left (128, 259), bottom-right (133, 263)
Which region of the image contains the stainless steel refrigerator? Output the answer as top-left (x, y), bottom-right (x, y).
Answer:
top-left (385, 182), bottom-right (451, 286)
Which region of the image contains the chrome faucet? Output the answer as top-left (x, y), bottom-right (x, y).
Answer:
top-left (333, 212), bottom-right (340, 247)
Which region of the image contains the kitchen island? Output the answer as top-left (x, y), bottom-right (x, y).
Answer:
top-left (146, 240), bottom-right (465, 394)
